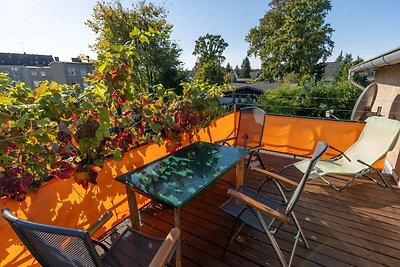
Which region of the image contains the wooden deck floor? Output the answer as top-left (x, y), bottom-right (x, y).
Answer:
top-left (100, 153), bottom-right (400, 266)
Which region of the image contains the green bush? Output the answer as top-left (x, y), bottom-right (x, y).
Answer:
top-left (259, 79), bottom-right (360, 119)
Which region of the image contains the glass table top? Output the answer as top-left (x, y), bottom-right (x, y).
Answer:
top-left (116, 141), bottom-right (249, 208)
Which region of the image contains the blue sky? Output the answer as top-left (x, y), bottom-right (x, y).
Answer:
top-left (1, 0), bottom-right (399, 69)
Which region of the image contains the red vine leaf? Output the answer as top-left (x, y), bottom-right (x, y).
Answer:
top-left (0, 167), bottom-right (32, 199)
top-left (50, 161), bottom-right (75, 179)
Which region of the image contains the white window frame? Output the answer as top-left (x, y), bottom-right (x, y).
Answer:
top-left (68, 68), bottom-right (76, 76)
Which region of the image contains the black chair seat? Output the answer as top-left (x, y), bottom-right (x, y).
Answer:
top-left (220, 186), bottom-right (283, 232)
top-left (102, 227), bottom-right (164, 266)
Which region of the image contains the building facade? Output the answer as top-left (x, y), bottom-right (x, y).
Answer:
top-left (350, 47), bottom-right (400, 184)
top-left (0, 52), bottom-right (93, 88)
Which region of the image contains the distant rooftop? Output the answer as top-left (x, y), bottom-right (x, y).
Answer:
top-left (0, 52), bottom-right (54, 66)
top-left (228, 82), bottom-right (281, 92)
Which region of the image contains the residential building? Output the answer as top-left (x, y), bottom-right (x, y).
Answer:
top-left (49, 60), bottom-right (94, 88)
top-left (0, 52), bottom-right (53, 85)
top-left (0, 52), bottom-right (93, 88)
top-left (20, 66), bottom-right (52, 88)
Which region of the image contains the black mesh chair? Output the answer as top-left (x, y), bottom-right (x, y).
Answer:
top-left (216, 106), bottom-right (267, 170)
top-left (2, 207), bottom-right (180, 267)
top-left (219, 141), bottom-right (328, 267)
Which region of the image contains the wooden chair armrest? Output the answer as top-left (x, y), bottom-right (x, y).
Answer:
top-left (251, 167), bottom-right (298, 187)
top-left (86, 211), bottom-right (113, 236)
top-left (228, 189), bottom-right (289, 223)
top-left (215, 136), bottom-right (236, 144)
top-left (149, 228), bottom-right (181, 267)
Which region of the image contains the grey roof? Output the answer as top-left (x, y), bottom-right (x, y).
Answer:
top-left (228, 82), bottom-right (281, 92)
top-left (0, 53), bottom-right (54, 66)
top-left (250, 69), bottom-right (261, 79)
top-left (323, 62), bottom-right (342, 82)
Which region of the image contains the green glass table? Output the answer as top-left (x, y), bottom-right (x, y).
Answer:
top-left (116, 141), bottom-right (249, 266)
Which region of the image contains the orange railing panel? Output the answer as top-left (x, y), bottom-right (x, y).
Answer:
top-left (263, 115), bottom-right (365, 159)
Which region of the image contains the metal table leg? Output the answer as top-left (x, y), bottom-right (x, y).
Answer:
top-left (235, 157), bottom-right (245, 189)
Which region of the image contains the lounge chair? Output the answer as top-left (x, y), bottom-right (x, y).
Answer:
top-left (286, 116), bottom-right (400, 192)
top-left (219, 141), bottom-right (328, 267)
top-left (2, 207), bottom-right (180, 267)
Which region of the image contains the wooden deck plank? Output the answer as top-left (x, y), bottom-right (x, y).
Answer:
top-left (99, 153), bottom-right (400, 266)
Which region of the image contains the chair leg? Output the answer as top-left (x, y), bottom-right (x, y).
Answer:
top-left (363, 167), bottom-right (389, 187)
top-left (364, 172), bottom-right (388, 187)
top-left (357, 161), bottom-right (388, 187)
top-left (247, 207), bottom-right (288, 267)
top-left (222, 217), bottom-right (245, 258)
top-left (255, 151), bottom-right (267, 170)
top-left (319, 176), bottom-right (341, 192)
top-left (290, 212), bottom-right (309, 250)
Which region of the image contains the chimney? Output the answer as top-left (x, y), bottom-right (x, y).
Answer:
top-left (71, 57), bottom-right (82, 63)
top-left (54, 57), bottom-right (59, 61)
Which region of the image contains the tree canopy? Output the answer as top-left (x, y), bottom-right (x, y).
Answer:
top-left (192, 34), bottom-right (228, 85)
top-left (86, 0), bottom-right (186, 92)
top-left (193, 34), bottom-right (228, 64)
top-left (246, 0), bottom-right (334, 81)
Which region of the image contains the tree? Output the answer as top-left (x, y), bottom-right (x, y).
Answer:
top-left (246, 0), bottom-right (334, 81)
top-left (192, 34), bottom-right (228, 85)
top-left (225, 63), bottom-right (232, 72)
top-left (193, 34), bottom-right (228, 64)
top-left (335, 50), bottom-right (343, 62)
top-left (240, 57), bottom-right (251, 78)
top-left (194, 59), bottom-right (225, 85)
top-left (86, 0), bottom-right (186, 92)
top-left (234, 65), bottom-right (241, 76)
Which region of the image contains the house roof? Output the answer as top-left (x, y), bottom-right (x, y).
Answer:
top-left (228, 82), bottom-right (281, 92)
top-left (323, 62), bottom-right (342, 82)
top-left (0, 53), bottom-right (54, 66)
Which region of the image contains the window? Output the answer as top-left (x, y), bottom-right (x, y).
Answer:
top-left (68, 68), bottom-right (76, 76)
top-left (40, 71), bottom-right (46, 77)
top-left (80, 68), bottom-right (86, 76)
top-left (31, 71), bottom-right (37, 77)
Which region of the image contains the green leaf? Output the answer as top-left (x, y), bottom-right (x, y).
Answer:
top-left (98, 63), bottom-right (107, 73)
top-left (139, 34), bottom-right (149, 44)
top-left (15, 113), bottom-right (29, 128)
top-left (0, 96), bottom-right (14, 105)
top-left (163, 114), bottom-right (174, 127)
top-left (92, 85), bottom-right (107, 97)
top-left (97, 106), bottom-right (109, 123)
top-left (95, 125), bottom-right (110, 140)
top-left (149, 121), bottom-right (163, 133)
top-left (130, 27), bottom-right (141, 37)
top-left (114, 147), bottom-right (122, 161)
top-left (37, 118), bottom-right (51, 127)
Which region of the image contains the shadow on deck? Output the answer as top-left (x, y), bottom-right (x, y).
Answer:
top-left (100, 153), bottom-right (400, 266)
